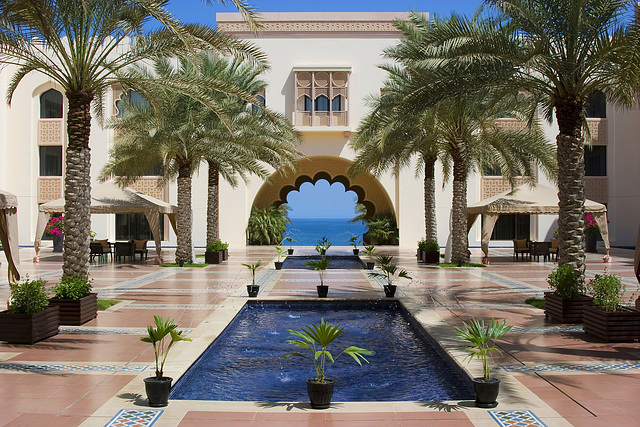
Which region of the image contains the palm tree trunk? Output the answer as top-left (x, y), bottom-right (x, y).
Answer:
top-left (451, 145), bottom-right (469, 263)
top-left (423, 155), bottom-right (438, 241)
top-left (63, 91), bottom-right (93, 279)
top-left (555, 97), bottom-right (586, 284)
top-left (206, 160), bottom-right (219, 244)
top-left (175, 162), bottom-right (193, 263)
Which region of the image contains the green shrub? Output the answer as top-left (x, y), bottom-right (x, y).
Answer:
top-left (547, 264), bottom-right (584, 298)
top-left (423, 240), bottom-right (439, 253)
top-left (525, 297), bottom-right (545, 309)
top-left (588, 273), bottom-right (627, 312)
top-left (206, 240), bottom-right (227, 253)
top-left (246, 205), bottom-right (290, 245)
top-left (9, 277), bottom-right (49, 314)
top-left (52, 276), bottom-right (92, 300)
top-left (417, 239), bottom-right (427, 251)
top-left (364, 213), bottom-right (397, 245)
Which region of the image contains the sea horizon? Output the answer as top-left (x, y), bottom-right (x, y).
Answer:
top-left (286, 217), bottom-right (367, 246)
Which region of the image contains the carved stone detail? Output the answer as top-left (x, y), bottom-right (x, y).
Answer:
top-left (481, 176), bottom-right (526, 199)
top-left (128, 177), bottom-right (168, 201)
top-left (584, 177), bottom-right (608, 204)
top-left (495, 118), bottom-right (527, 132)
top-left (218, 21), bottom-right (402, 34)
top-left (38, 177), bottom-right (64, 203)
top-left (39, 119), bottom-right (64, 146)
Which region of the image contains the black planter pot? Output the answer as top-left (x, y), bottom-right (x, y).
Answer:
top-left (473, 377), bottom-right (500, 408)
top-left (222, 249), bottom-right (228, 261)
top-left (247, 285), bottom-right (260, 297)
top-left (205, 251), bottom-right (223, 264)
top-left (544, 292), bottom-right (593, 323)
top-left (320, 249), bottom-right (326, 255)
top-left (383, 284), bottom-right (397, 298)
top-left (317, 285), bottom-right (329, 298)
top-left (288, 249), bottom-right (294, 255)
top-left (307, 378), bottom-right (334, 409)
top-left (52, 234), bottom-right (63, 253)
top-left (274, 261), bottom-right (283, 270)
top-left (48, 293), bottom-right (98, 326)
top-left (0, 306), bottom-right (59, 344)
top-left (143, 377), bottom-right (172, 407)
top-left (353, 249), bottom-right (360, 255)
top-left (585, 233), bottom-right (598, 253)
top-left (366, 262), bottom-right (375, 270)
top-left (423, 251), bottom-right (440, 264)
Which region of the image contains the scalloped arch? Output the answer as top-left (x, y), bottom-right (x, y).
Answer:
top-left (252, 155), bottom-right (395, 221)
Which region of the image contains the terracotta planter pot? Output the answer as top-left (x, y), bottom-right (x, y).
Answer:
top-left (205, 251), bottom-right (223, 264)
top-left (583, 306), bottom-right (640, 342)
top-left (473, 377), bottom-right (500, 408)
top-left (48, 293), bottom-right (97, 326)
top-left (544, 292), bottom-right (593, 323)
top-left (307, 378), bottom-right (334, 409)
top-left (0, 306), bottom-right (59, 344)
top-left (144, 377), bottom-right (172, 407)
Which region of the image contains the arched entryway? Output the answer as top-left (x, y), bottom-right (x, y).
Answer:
top-left (252, 156), bottom-right (395, 222)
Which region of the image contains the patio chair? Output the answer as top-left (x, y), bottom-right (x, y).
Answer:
top-left (91, 239), bottom-right (112, 262)
top-left (530, 241), bottom-right (551, 262)
top-left (115, 240), bottom-right (136, 262)
top-left (549, 238), bottom-right (558, 261)
top-left (134, 239), bottom-right (148, 261)
top-left (513, 239), bottom-right (530, 261)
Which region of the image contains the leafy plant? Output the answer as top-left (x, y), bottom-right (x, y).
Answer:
top-left (423, 240), bottom-right (439, 253)
top-left (364, 213), bottom-right (397, 245)
top-left (284, 318), bottom-right (372, 382)
top-left (275, 246), bottom-right (287, 262)
top-left (363, 244), bottom-right (376, 261)
top-left (368, 255), bottom-right (411, 286)
top-left (140, 316), bottom-right (191, 379)
top-left (52, 276), bottom-right (93, 300)
top-left (284, 234), bottom-right (296, 249)
top-left (246, 205), bottom-right (290, 245)
top-left (306, 257), bottom-right (332, 286)
top-left (315, 236), bottom-right (332, 253)
top-left (587, 272), bottom-right (630, 312)
top-left (9, 277), bottom-right (50, 314)
top-left (525, 297), bottom-right (545, 309)
top-left (455, 318), bottom-right (512, 380)
top-left (242, 261), bottom-right (263, 286)
top-left (89, 230), bottom-right (97, 239)
top-left (206, 240), bottom-right (227, 253)
top-left (547, 264), bottom-right (584, 298)
top-left (349, 235), bottom-right (361, 249)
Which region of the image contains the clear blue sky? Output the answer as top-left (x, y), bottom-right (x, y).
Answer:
top-left (167, 1), bottom-right (484, 219)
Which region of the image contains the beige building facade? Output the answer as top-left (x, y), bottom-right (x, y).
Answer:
top-left (0, 12), bottom-right (637, 252)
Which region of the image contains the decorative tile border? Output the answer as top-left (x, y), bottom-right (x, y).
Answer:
top-left (436, 304), bottom-right (532, 309)
top-left (59, 327), bottom-right (192, 335)
top-left (511, 326), bottom-right (583, 334)
top-left (489, 410), bottom-right (547, 426)
top-left (0, 362), bottom-right (148, 373)
top-left (501, 361), bottom-right (640, 373)
top-left (104, 409), bottom-right (163, 427)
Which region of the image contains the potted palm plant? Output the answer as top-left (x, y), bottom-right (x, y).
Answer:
top-left (48, 275), bottom-right (97, 325)
top-left (349, 235), bottom-right (361, 255)
top-left (583, 272), bottom-right (640, 342)
top-left (284, 235), bottom-right (295, 255)
top-left (362, 244), bottom-right (376, 270)
top-left (274, 246), bottom-right (287, 270)
top-left (284, 318), bottom-right (372, 409)
top-left (316, 236), bottom-right (331, 255)
top-left (455, 318), bottom-right (512, 408)
top-left (544, 264), bottom-right (593, 323)
top-left (367, 255), bottom-right (411, 297)
top-left (0, 277), bottom-right (59, 344)
top-left (306, 256), bottom-right (332, 297)
top-left (140, 316), bottom-right (191, 407)
top-left (242, 261), bottom-right (263, 297)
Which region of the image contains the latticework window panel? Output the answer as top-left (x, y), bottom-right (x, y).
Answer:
top-left (294, 70), bottom-right (349, 127)
top-left (38, 177), bottom-right (63, 203)
top-left (38, 119), bottom-right (64, 146)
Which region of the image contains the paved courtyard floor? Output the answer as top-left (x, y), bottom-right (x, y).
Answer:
top-left (0, 244), bottom-right (638, 426)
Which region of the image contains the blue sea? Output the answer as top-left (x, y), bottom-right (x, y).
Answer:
top-left (286, 218), bottom-right (367, 246)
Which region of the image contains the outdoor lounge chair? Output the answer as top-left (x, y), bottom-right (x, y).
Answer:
top-left (549, 238), bottom-right (558, 261)
top-left (530, 241), bottom-right (551, 262)
top-left (115, 240), bottom-right (136, 262)
top-left (90, 239), bottom-right (112, 262)
top-left (513, 239), bottom-right (530, 260)
top-left (134, 239), bottom-right (148, 260)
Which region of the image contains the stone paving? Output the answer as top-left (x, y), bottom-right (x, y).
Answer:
top-left (0, 244), bottom-right (638, 426)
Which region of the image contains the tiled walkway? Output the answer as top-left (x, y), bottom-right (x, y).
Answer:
top-left (0, 244), bottom-right (638, 426)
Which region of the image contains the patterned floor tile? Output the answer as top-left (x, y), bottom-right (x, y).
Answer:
top-left (489, 410), bottom-right (547, 426)
top-left (501, 361), bottom-right (640, 373)
top-left (0, 362), bottom-right (148, 372)
top-left (104, 409), bottom-right (163, 427)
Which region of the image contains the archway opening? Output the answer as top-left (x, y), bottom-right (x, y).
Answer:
top-left (285, 179), bottom-right (366, 246)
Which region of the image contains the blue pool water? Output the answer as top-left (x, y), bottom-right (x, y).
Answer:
top-left (281, 255), bottom-right (366, 270)
top-left (170, 301), bottom-right (473, 402)
top-left (286, 218), bottom-right (367, 246)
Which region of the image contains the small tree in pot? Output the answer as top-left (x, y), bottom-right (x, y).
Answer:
top-left (367, 255), bottom-right (411, 297)
top-left (544, 264), bottom-right (593, 323)
top-left (242, 261), bottom-right (263, 297)
top-left (363, 244), bottom-right (376, 269)
top-left (306, 256), bottom-right (332, 297)
top-left (274, 246), bottom-right (287, 270)
top-left (455, 318), bottom-right (512, 408)
top-left (316, 236), bottom-right (331, 255)
top-left (284, 318), bottom-right (372, 409)
top-left (284, 235), bottom-right (295, 255)
top-left (49, 276), bottom-right (97, 325)
top-left (140, 316), bottom-right (191, 407)
top-left (205, 240), bottom-right (226, 264)
top-left (349, 235), bottom-right (362, 255)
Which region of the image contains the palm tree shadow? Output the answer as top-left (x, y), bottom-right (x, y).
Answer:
top-left (419, 401), bottom-right (471, 411)
top-left (256, 401), bottom-right (342, 411)
top-left (117, 392), bottom-right (148, 406)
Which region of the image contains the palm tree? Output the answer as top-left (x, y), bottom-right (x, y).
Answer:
top-left (0, 0), bottom-right (264, 278)
top-left (354, 12), bottom-right (557, 264)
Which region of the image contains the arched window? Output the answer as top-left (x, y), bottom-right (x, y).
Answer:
top-left (315, 95), bottom-right (329, 112)
top-left (40, 89), bottom-right (63, 118)
top-left (252, 94), bottom-right (266, 113)
top-left (116, 90), bottom-right (147, 118)
top-left (332, 95), bottom-right (344, 112)
top-left (302, 95), bottom-right (312, 112)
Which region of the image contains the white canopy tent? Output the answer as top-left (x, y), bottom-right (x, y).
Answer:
top-left (467, 184), bottom-right (610, 260)
top-left (0, 189), bottom-right (20, 283)
top-left (35, 183), bottom-right (178, 258)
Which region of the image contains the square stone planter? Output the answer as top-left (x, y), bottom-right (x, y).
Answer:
top-left (583, 306), bottom-right (640, 342)
top-left (0, 306), bottom-right (59, 344)
top-left (205, 251), bottom-right (223, 264)
top-left (48, 293), bottom-right (98, 326)
top-left (544, 292), bottom-right (593, 323)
